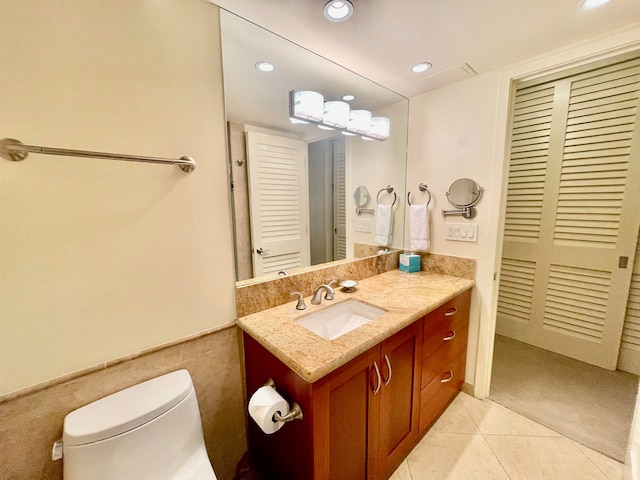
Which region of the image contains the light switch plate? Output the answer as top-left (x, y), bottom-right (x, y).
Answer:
top-left (355, 218), bottom-right (372, 232)
top-left (445, 223), bottom-right (478, 242)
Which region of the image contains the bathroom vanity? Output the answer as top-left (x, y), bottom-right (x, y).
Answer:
top-left (238, 270), bottom-right (473, 480)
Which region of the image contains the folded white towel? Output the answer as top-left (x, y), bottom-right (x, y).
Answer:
top-left (375, 203), bottom-right (393, 246)
top-left (410, 203), bottom-right (430, 251)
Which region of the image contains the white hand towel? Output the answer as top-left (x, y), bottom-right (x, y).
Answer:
top-left (375, 203), bottom-right (393, 246)
top-left (410, 203), bottom-right (430, 251)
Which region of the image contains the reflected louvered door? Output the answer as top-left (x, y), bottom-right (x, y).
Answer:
top-left (497, 56), bottom-right (640, 370)
top-left (333, 138), bottom-right (347, 260)
top-left (246, 131), bottom-right (310, 277)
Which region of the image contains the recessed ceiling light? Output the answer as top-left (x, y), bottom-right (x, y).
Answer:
top-left (342, 94), bottom-right (356, 101)
top-left (410, 62), bottom-right (432, 74)
top-left (324, 1), bottom-right (354, 22)
top-left (255, 61), bottom-right (276, 72)
top-left (580, 0), bottom-right (611, 8)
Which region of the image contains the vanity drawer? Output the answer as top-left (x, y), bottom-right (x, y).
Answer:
top-left (421, 326), bottom-right (468, 389)
top-left (422, 290), bottom-right (471, 359)
top-left (419, 354), bottom-right (466, 432)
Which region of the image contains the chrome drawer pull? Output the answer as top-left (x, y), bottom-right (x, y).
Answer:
top-left (445, 307), bottom-right (458, 317)
top-left (372, 362), bottom-right (382, 394)
top-left (382, 354), bottom-right (392, 386)
top-left (441, 371), bottom-right (454, 383)
top-left (443, 331), bottom-right (456, 341)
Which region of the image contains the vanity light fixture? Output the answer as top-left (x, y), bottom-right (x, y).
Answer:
top-left (289, 90), bottom-right (389, 140)
top-left (323, 1), bottom-right (354, 22)
top-left (255, 61), bottom-right (276, 72)
top-left (410, 62), bottom-right (432, 73)
top-left (580, 0), bottom-right (611, 8)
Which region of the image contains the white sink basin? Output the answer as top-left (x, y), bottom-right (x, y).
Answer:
top-left (297, 300), bottom-right (386, 340)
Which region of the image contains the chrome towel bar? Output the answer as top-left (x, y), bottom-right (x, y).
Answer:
top-left (0, 138), bottom-right (196, 172)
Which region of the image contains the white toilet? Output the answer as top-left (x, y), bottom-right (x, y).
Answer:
top-left (62, 369), bottom-right (217, 480)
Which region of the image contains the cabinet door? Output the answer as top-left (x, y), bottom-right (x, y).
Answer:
top-left (315, 347), bottom-right (380, 480)
top-left (378, 322), bottom-right (422, 479)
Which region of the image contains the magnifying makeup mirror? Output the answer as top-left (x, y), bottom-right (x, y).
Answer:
top-left (442, 178), bottom-right (483, 218)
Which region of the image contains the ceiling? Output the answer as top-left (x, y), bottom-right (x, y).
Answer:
top-left (211, 0), bottom-right (640, 98)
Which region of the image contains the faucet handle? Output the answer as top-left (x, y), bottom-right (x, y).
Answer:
top-left (324, 280), bottom-right (337, 300)
top-left (290, 292), bottom-right (306, 310)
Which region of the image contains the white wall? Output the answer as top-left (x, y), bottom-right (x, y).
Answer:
top-left (406, 23), bottom-right (640, 394)
top-left (0, 0), bottom-right (236, 396)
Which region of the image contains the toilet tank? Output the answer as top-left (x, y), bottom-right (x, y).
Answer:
top-left (63, 370), bottom-right (216, 480)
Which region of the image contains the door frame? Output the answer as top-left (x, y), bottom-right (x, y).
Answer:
top-left (474, 29), bottom-right (640, 401)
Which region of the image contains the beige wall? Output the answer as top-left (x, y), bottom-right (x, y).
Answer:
top-left (0, 0), bottom-right (236, 396)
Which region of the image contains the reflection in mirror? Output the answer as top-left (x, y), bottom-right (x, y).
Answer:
top-left (221, 10), bottom-right (409, 283)
top-left (354, 186), bottom-right (371, 207)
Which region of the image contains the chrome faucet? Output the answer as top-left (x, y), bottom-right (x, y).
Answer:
top-left (311, 281), bottom-right (336, 305)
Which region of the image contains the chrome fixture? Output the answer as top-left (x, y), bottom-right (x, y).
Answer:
top-left (407, 182), bottom-right (432, 206)
top-left (290, 292), bottom-right (307, 310)
top-left (263, 378), bottom-right (304, 422)
top-left (323, 0), bottom-right (354, 22)
top-left (0, 138), bottom-right (196, 172)
top-left (442, 178), bottom-right (483, 218)
top-left (289, 90), bottom-right (390, 141)
top-left (354, 185), bottom-right (374, 215)
top-left (278, 270), bottom-right (289, 277)
top-left (377, 185), bottom-right (397, 207)
top-left (311, 282), bottom-right (336, 305)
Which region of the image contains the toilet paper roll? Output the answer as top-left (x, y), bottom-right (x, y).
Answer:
top-left (248, 386), bottom-right (290, 435)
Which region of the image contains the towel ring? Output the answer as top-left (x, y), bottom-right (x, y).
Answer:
top-left (377, 185), bottom-right (397, 207)
top-left (407, 183), bottom-right (432, 206)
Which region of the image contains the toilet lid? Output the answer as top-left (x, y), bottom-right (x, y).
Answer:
top-left (63, 369), bottom-right (193, 446)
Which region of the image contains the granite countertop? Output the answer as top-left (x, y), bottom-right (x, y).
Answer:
top-left (237, 269), bottom-right (474, 383)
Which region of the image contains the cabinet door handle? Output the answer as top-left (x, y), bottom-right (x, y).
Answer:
top-left (445, 307), bottom-right (458, 317)
top-left (443, 331), bottom-right (456, 341)
top-left (372, 362), bottom-right (382, 395)
top-left (440, 371), bottom-right (454, 383)
top-left (382, 354), bottom-right (392, 386)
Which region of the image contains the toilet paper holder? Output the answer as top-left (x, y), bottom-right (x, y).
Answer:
top-left (263, 378), bottom-right (304, 423)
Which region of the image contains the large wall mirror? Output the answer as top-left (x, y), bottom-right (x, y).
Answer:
top-left (220, 11), bottom-right (409, 283)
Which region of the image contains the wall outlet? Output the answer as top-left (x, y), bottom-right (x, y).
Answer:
top-left (445, 223), bottom-right (478, 242)
top-left (355, 218), bottom-right (372, 232)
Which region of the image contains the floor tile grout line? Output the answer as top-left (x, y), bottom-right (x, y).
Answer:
top-left (479, 430), bottom-right (513, 480)
top-left (571, 440), bottom-right (622, 480)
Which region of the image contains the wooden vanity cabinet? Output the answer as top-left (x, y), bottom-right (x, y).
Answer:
top-left (242, 288), bottom-right (471, 480)
top-left (243, 321), bottom-right (421, 480)
top-left (419, 289), bottom-right (471, 431)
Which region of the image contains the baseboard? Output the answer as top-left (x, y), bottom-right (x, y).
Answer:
top-left (461, 382), bottom-right (474, 397)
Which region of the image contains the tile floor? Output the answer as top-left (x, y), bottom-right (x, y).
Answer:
top-left (390, 392), bottom-right (632, 480)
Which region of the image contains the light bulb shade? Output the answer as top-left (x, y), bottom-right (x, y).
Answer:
top-left (348, 110), bottom-right (372, 135)
top-left (368, 117), bottom-right (390, 140)
top-left (323, 101), bottom-right (350, 128)
top-left (293, 90), bottom-right (324, 122)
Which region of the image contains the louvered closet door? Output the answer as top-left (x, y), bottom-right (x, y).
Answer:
top-left (497, 56), bottom-right (640, 370)
top-left (619, 230), bottom-right (640, 374)
top-left (333, 137), bottom-right (347, 260)
top-left (246, 131), bottom-right (310, 277)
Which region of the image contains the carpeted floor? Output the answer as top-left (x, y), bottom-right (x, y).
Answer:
top-left (490, 334), bottom-right (639, 463)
